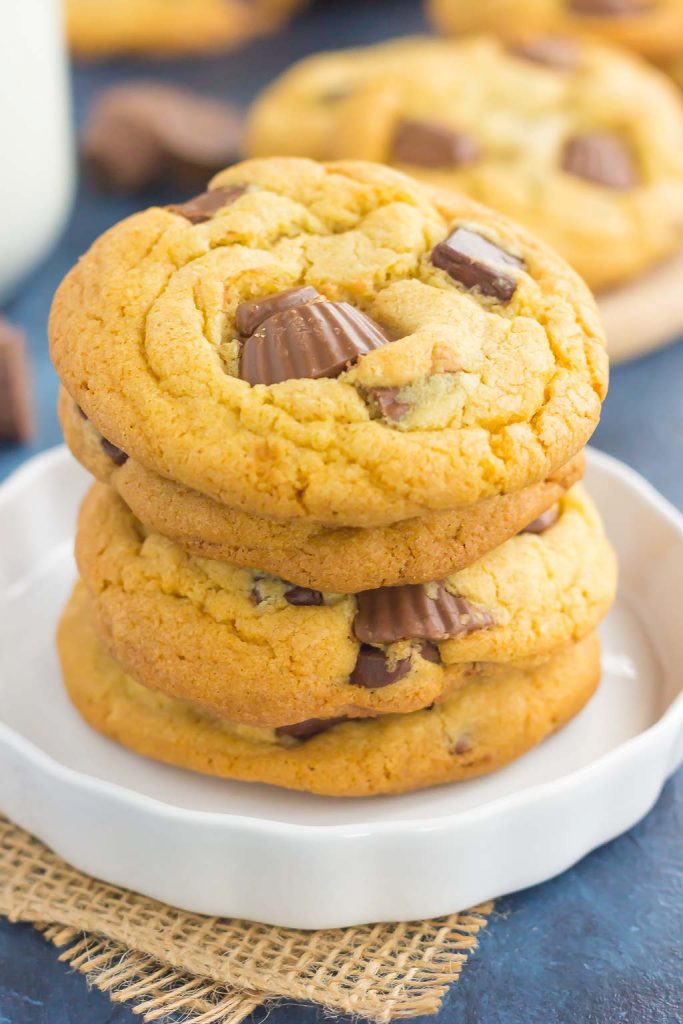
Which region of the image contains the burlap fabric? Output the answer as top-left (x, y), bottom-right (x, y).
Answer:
top-left (0, 816), bottom-right (491, 1022)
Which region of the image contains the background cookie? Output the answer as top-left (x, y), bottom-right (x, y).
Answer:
top-left (50, 158), bottom-right (607, 527)
top-left (59, 583), bottom-right (602, 798)
top-left (67, 0), bottom-right (305, 58)
top-left (60, 389), bottom-right (585, 592)
top-left (427, 0), bottom-right (683, 64)
top-left (247, 38), bottom-right (683, 291)
top-left (74, 481), bottom-right (616, 726)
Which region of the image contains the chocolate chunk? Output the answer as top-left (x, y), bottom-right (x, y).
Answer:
top-left (569, 0), bottom-right (653, 14)
top-left (522, 503), bottom-right (561, 535)
top-left (509, 37), bottom-right (580, 69)
top-left (82, 83), bottom-right (245, 193)
top-left (562, 133), bottom-right (639, 189)
top-left (239, 302), bottom-right (389, 386)
top-left (0, 319), bottom-right (34, 444)
top-left (167, 185), bottom-right (247, 224)
top-left (420, 642), bottom-right (442, 665)
top-left (284, 584), bottom-right (324, 607)
top-left (236, 286), bottom-right (321, 337)
top-left (100, 437), bottom-right (128, 466)
top-left (349, 646), bottom-right (411, 689)
top-left (453, 734), bottom-right (473, 755)
top-left (392, 119), bottom-right (480, 168)
top-left (251, 579), bottom-right (268, 605)
top-left (276, 717), bottom-right (347, 741)
top-left (354, 582), bottom-right (494, 645)
top-left (431, 228), bottom-right (523, 301)
top-left (362, 386), bottom-right (410, 422)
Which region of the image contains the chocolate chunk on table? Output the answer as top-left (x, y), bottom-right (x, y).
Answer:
top-left (82, 83), bottom-right (245, 193)
top-left (0, 319), bottom-right (34, 444)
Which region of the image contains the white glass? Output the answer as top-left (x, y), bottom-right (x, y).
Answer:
top-left (0, 0), bottom-right (73, 302)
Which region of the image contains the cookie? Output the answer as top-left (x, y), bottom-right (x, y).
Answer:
top-left (58, 583), bottom-right (602, 797)
top-left (427, 0), bottom-right (683, 65)
top-left (74, 480), bottom-right (616, 726)
top-left (50, 158), bottom-right (607, 528)
top-left (66, 0), bottom-right (304, 57)
top-left (246, 39), bottom-right (683, 291)
top-left (60, 389), bottom-right (585, 592)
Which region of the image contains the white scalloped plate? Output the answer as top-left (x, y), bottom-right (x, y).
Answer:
top-left (0, 446), bottom-right (681, 928)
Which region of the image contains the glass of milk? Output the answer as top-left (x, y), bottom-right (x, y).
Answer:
top-left (0, 0), bottom-right (73, 302)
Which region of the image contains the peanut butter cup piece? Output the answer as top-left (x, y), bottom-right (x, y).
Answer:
top-left (236, 286), bottom-right (320, 337)
top-left (569, 0), bottom-right (653, 14)
top-left (562, 133), bottom-right (639, 189)
top-left (522, 503), bottom-right (561, 534)
top-left (354, 582), bottom-right (494, 645)
top-left (284, 584), bottom-right (324, 606)
top-left (509, 37), bottom-right (580, 69)
top-left (276, 717), bottom-right (347, 740)
top-left (100, 437), bottom-right (128, 466)
top-left (349, 646), bottom-right (411, 689)
top-left (239, 302), bottom-right (389, 385)
top-left (392, 119), bottom-right (480, 168)
top-left (167, 185), bottom-right (247, 224)
top-left (431, 228), bottom-right (523, 301)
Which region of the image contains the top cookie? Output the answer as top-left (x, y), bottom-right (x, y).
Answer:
top-left (67, 0), bottom-right (304, 57)
top-left (427, 0), bottom-right (683, 63)
top-left (247, 38), bottom-right (683, 290)
top-left (50, 158), bottom-right (606, 527)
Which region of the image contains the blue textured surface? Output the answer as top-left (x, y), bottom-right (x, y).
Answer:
top-left (0, 0), bottom-right (682, 1020)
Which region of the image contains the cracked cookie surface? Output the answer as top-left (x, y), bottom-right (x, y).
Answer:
top-left (58, 583), bottom-right (602, 797)
top-left (61, 388), bottom-right (585, 591)
top-left (247, 41), bottom-right (683, 290)
top-left (74, 480), bottom-right (616, 726)
top-left (51, 158), bottom-right (606, 527)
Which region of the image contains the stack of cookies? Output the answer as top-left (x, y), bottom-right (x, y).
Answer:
top-left (51, 158), bottom-right (616, 797)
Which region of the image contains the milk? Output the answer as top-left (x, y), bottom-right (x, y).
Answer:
top-left (0, 0), bottom-right (73, 302)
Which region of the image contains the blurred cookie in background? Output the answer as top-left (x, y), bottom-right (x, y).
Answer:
top-left (82, 84), bottom-right (245, 193)
top-left (427, 0), bottom-right (683, 71)
top-left (248, 35), bottom-right (683, 358)
top-left (67, 0), bottom-right (306, 58)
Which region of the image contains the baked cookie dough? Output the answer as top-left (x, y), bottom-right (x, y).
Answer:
top-left (246, 39), bottom-right (683, 291)
top-left (50, 158), bottom-right (607, 527)
top-left (66, 0), bottom-right (304, 58)
top-left (427, 0), bottom-right (683, 65)
top-left (58, 584), bottom-right (602, 797)
top-left (74, 481), bottom-right (616, 726)
top-left (60, 389), bottom-right (585, 592)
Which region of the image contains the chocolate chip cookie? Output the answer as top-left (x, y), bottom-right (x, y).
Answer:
top-left (67, 0), bottom-right (304, 57)
top-left (427, 0), bottom-right (683, 64)
top-left (50, 158), bottom-right (607, 527)
top-left (61, 388), bottom-right (585, 592)
top-left (74, 480), bottom-right (616, 726)
top-left (58, 582), bottom-right (602, 797)
top-left (247, 40), bottom-right (683, 290)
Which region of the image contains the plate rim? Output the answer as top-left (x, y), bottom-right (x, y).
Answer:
top-left (1, 443), bottom-right (682, 839)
